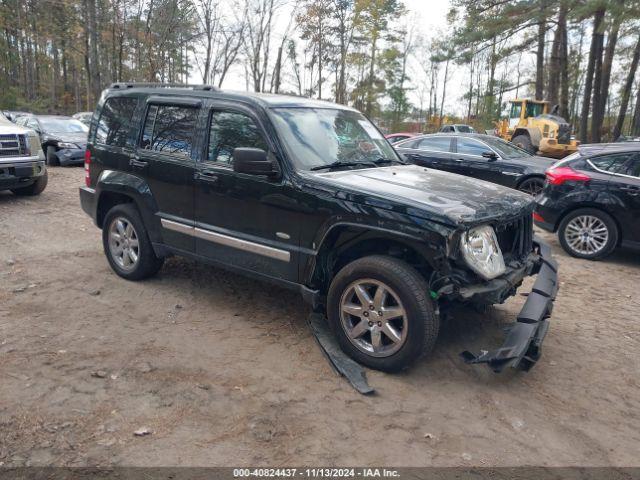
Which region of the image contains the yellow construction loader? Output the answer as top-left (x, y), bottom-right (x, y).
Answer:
top-left (496, 99), bottom-right (579, 158)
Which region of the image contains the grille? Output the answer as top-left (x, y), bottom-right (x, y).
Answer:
top-left (495, 214), bottom-right (533, 262)
top-left (557, 124), bottom-right (571, 144)
top-left (0, 134), bottom-right (28, 157)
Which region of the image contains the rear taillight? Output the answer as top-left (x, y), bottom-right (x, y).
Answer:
top-left (84, 149), bottom-right (91, 187)
top-left (545, 166), bottom-right (590, 186)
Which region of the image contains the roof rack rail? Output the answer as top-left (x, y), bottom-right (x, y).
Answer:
top-left (108, 82), bottom-right (220, 91)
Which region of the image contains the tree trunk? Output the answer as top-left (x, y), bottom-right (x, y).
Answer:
top-left (535, 18), bottom-right (546, 100)
top-left (589, 10), bottom-right (607, 143)
top-left (632, 85), bottom-right (640, 136)
top-left (594, 2), bottom-right (622, 141)
top-left (439, 57), bottom-right (449, 127)
top-left (579, 9), bottom-right (605, 143)
top-left (613, 37), bottom-right (640, 139)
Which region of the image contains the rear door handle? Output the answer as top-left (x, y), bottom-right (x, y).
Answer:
top-left (621, 186), bottom-right (640, 196)
top-left (195, 170), bottom-right (219, 183)
top-left (128, 155), bottom-right (148, 169)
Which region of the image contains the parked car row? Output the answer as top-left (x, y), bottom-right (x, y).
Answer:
top-left (386, 131), bottom-right (640, 261)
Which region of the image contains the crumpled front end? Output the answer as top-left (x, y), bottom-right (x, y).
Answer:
top-left (460, 237), bottom-right (558, 373)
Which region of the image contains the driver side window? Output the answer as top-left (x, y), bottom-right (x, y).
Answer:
top-left (208, 111), bottom-right (268, 165)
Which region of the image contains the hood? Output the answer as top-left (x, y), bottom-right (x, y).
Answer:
top-left (43, 131), bottom-right (88, 146)
top-left (312, 164), bottom-right (534, 226)
top-left (0, 122), bottom-right (35, 136)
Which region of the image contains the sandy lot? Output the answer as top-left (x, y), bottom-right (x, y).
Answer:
top-left (1, 167), bottom-right (639, 468)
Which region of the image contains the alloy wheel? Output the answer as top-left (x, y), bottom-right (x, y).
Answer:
top-left (519, 178), bottom-right (544, 196)
top-left (339, 279), bottom-right (408, 358)
top-left (108, 216), bottom-right (140, 271)
top-left (564, 215), bottom-right (609, 256)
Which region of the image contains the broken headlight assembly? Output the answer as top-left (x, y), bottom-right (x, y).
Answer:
top-left (459, 225), bottom-right (506, 280)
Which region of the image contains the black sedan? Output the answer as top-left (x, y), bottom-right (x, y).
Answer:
top-left (17, 115), bottom-right (88, 166)
top-left (395, 133), bottom-right (555, 195)
top-left (534, 143), bottom-right (640, 260)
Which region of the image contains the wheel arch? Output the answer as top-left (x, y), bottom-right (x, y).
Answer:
top-left (94, 170), bottom-right (161, 243)
top-left (513, 127), bottom-right (541, 148)
top-left (306, 224), bottom-right (449, 294)
top-left (516, 174), bottom-right (545, 189)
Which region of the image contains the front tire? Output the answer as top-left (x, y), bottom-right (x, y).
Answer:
top-left (558, 208), bottom-right (618, 260)
top-left (11, 171), bottom-right (48, 196)
top-left (46, 146), bottom-right (60, 166)
top-left (327, 255), bottom-right (439, 372)
top-left (102, 203), bottom-right (164, 280)
top-left (512, 134), bottom-right (536, 154)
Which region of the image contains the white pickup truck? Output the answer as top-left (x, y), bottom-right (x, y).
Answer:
top-left (0, 113), bottom-right (47, 196)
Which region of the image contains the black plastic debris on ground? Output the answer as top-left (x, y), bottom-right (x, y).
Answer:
top-left (307, 313), bottom-right (375, 395)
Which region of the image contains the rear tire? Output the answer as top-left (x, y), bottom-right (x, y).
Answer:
top-left (11, 171), bottom-right (48, 196)
top-left (327, 255), bottom-right (439, 372)
top-left (46, 146), bottom-right (60, 166)
top-left (512, 134), bottom-right (536, 154)
top-left (517, 176), bottom-right (545, 196)
top-left (102, 203), bottom-right (164, 280)
top-left (558, 208), bottom-right (618, 260)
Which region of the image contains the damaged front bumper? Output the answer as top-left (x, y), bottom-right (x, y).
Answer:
top-left (460, 236), bottom-right (558, 373)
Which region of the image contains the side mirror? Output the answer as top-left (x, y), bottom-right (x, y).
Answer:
top-left (233, 148), bottom-right (279, 177)
top-left (482, 151), bottom-right (498, 161)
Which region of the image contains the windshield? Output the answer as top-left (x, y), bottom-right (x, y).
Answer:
top-left (39, 118), bottom-right (88, 133)
top-left (270, 107), bottom-right (399, 170)
top-left (456, 125), bottom-right (474, 133)
top-left (484, 137), bottom-right (532, 159)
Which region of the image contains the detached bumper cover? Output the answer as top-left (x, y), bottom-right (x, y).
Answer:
top-left (460, 237), bottom-right (558, 373)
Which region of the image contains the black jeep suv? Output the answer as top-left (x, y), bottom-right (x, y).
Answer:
top-left (79, 84), bottom-right (558, 373)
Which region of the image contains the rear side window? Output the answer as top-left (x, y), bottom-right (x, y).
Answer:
top-left (96, 97), bottom-right (138, 147)
top-left (208, 111), bottom-right (267, 165)
top-left (416, 136), bottom-right (452, 153)
top-left (626, 158), bottom-right (640, 178)
top-left (589, 153), bottom-right (634, 175)
top-left (457, 137), bottom-right (488, 156)
top-left (141, 105), bottom-right (198, 157)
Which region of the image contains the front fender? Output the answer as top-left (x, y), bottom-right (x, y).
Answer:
top-left (302, 212), bottom-right (454, 290)
top-left (95, 170), bottom-right (162, 243)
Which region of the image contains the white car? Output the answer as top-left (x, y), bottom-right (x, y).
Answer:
top-left (0, 113), bottom-right (48, 195)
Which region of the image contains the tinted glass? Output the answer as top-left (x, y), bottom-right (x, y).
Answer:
top-left (589, 153), bottom-right (634, 175)
top-left (509, 103), bottom-right (522, 119)
top-left (483, 137), bottom-right (532, 158)
top-left (457, 137), bottom-right (488, 156)
top-left (525, 102), bottom-right (544, 118)
top-left (208, 111), bottom-right (268, 165)
top-left (96, 97), bottom-right (138, 147)
top-left (270, 108), bottom-right (398, 170)
top-left (416, 136), bottom-right (451, 152)
top-left (626, 158), bottom-right (640, 178)
top-left (141, 105), bottom-right (197, 157)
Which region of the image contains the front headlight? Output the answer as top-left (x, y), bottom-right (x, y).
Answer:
top-left (460, 225), bottom-right (506, 280)
top-left (58, 142), bottom-right (78, 149)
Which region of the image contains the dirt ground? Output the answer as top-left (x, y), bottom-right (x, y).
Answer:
top-left (1, 167), bottom-right (639, 468)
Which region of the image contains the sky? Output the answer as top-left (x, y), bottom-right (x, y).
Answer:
top-left (210, 0), bottom-right (461, 113)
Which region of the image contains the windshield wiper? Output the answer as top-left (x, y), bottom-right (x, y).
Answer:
top-left (372, 157), bottom-right (407, 165)
top-left (310, 160), bottom-right (378, 171)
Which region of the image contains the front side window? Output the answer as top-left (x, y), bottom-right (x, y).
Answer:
top-left (457, 137), bottom-right (489, 156)
top-left (96, 97), bottom-right (138, 147)
top-left (417, 136), bottom-right (452, 152)
top-left (509, 103), bottom-right (522, 119)
top-left (270, 107), bottom-right (398, 170)
top-left (208, 111), bottom-right (268, 165)
top-left (140, 105), bottom-right (197, 157)
top-left (589, 153), bottom-right (634, 175)
top-left (525, 102), bottom-right (544, 118)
